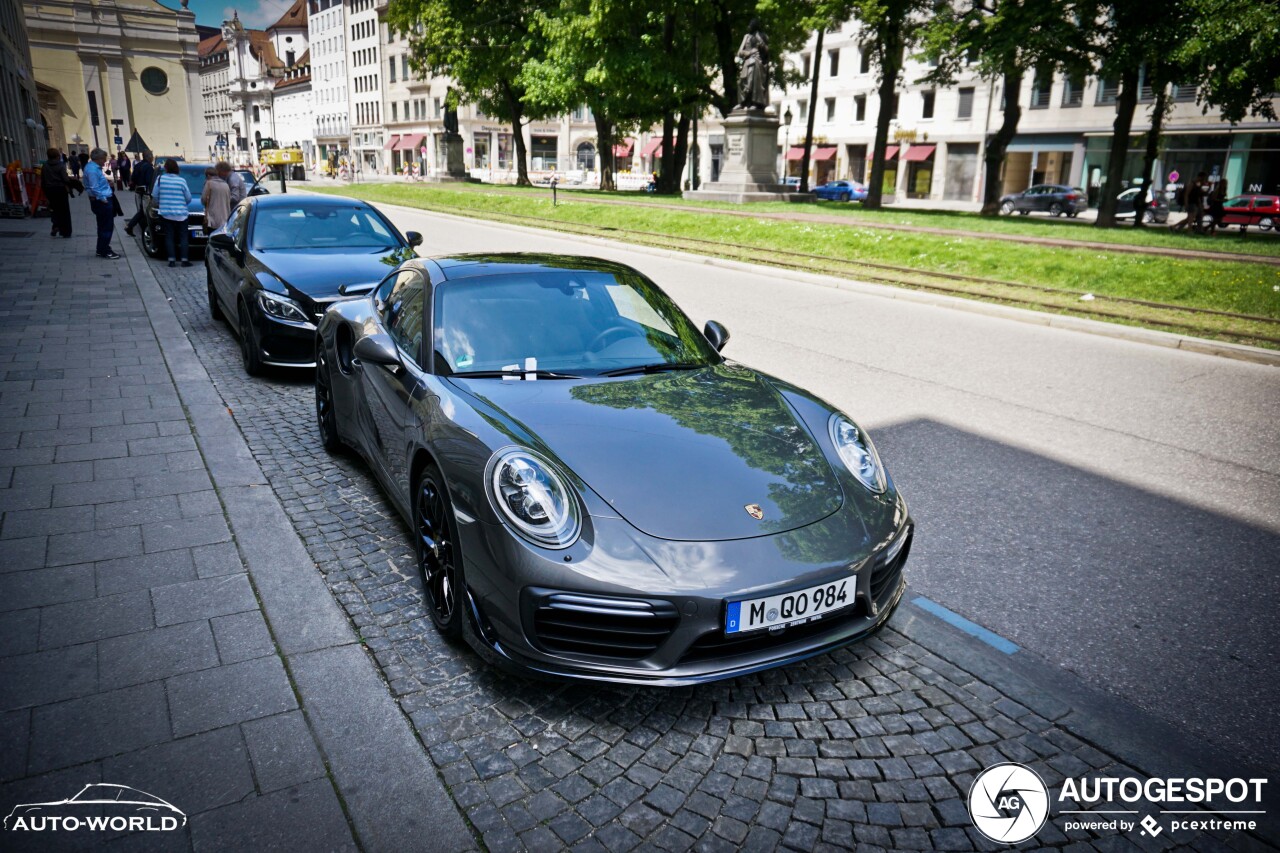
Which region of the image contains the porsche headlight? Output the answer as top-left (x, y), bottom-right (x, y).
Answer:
top-left (256, 290), bottom-right (309, 324)
top-left (489, 448), bottom-right (581, 548)
top-left (828, 414), bottom-right (887, 494)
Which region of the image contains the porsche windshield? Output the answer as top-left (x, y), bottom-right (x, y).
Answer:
top-left (434, 270), bottom-right (719, 376)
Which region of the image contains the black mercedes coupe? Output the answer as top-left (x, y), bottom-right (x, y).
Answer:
top-left (205, 194), bottom-right (421, 374)
top-left (315, 254), bottom-right (912, 684)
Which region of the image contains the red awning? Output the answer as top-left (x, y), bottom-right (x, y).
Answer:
top-left (613, 138), bottom-right (634, 158)
top-left (641, 138), bottom-right (663, 158)
top-left (813, 146), bottom-right (837, 162)
top-left (397, 133), bottom-right (425, 151)
top-left (902, 144), bottom-right (936, 162)
top-left (383, 135), bottom-right (400, 151)
top-left (868, 145), bottom-right (900, 161)
top-left (785, 145), bottom-right (805, 161)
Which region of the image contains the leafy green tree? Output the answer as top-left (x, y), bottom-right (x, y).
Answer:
top-left (919, 0), bottom-right (1095, 215)
top-left (387, 0), bottom-right (556, 186)
top-left (795, 1), bottom-right (859, 193)
top-left (1178, 0), bottom-right (1280, 123)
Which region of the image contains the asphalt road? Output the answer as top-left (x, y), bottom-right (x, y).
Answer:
top-left (359, 202), bottom-right (1280, 771)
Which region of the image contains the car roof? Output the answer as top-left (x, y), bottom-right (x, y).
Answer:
top-left (426, 253), bottom-right (641, 282)
top-left (245, 194), bottom-right (373, 209)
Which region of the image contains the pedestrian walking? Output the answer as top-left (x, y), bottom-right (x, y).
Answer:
top-left (68, 151), bottom-right (81, 180)
top-left (1170, 172), bottom-right (1207, 233)
top-left (83, 148), bottom-right (122, 259)
top-left (202, 163), bottom-right (233, 232)
top-left (116, 152), bottom-right (132, 191)
top-left (41, 147), bottom-right (73, 238)
top-left (77, 151), bottom-right (90, 174)
top-left (1204, 180), bottom-right (1227, 236)
top-left (124, 150), bottom-right (155, 237)
top-left (153, 158), bottom-right (192, 267)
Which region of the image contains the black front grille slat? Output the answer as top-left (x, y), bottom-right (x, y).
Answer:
top-left (869, 527), bottom-right (912, 604)
top-left (532, 593), bottom-right (678, 661)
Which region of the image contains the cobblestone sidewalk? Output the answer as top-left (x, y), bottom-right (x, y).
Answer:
top-left (144, 205), bottom-right (1271, 852)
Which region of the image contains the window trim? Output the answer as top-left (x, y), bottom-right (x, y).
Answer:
top-left (380, 268), bottom-right (427, 369)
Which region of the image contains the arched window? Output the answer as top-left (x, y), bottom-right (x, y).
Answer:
top-left (576, 141), bottom-right (595, 170)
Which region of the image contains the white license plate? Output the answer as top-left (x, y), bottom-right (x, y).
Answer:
top-left (725, 576), bottom-right (854, 634)
top-left (189, 228), bottom-right (203, 236)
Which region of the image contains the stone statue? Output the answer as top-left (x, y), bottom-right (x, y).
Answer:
top-left (736, 18), bottom-right (770, 110)
top-left (444, 88), bottom-right (459, 135)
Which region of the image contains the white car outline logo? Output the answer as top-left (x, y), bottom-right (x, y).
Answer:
top-left (4, 783), bottom-right (187, 830)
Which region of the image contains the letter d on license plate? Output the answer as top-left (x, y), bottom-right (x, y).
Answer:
top-left (725, 577), bottom-right (852, 634)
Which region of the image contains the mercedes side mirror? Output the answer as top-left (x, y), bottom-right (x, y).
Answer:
top-left (248, 184), bottom-right (269, 197)
top-left (406, 231), bottom-right (423, 248)
top-left (703, 320), bottom-right (730, 352)
top-left (209, 232), bottom-right (236, 251)
top-left (353, 333), bottom-right (400, 367)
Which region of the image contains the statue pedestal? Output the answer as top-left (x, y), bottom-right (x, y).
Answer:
top-left (426, 133), bottom-right (473, 183)
top-left (684, 109), bottom-right (813, 203)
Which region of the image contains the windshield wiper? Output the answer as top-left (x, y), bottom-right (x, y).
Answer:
top-left (450, 369), bottom-right (583, 379)
top-left (598, 362), bottom-right (705, 377)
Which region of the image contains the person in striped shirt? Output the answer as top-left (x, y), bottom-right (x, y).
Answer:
top-left (153, 159), bottom-right (193, 267)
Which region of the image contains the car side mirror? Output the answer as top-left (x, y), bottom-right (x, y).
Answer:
top-left (209, 232), bottom-right (236, 251)
top-left (248, 184), bottom-right (269, 197)
top-left (353, 333), bottom-right (400, 367)
top-left (703, 320), bottom-right (730, 352)
top-left (406, 231), bottom-right (423, 248)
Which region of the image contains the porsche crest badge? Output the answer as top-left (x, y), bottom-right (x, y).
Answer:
top-left (745, 504), bottom-right (764, 520)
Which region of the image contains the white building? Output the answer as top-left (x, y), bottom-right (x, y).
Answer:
top-left (198, 32), bottom-right (232, 160)
top-left (309, 0), bottom-right (348, 169)
top-left (272, 56), bottom-right (312, 163)
top-left (346, 0), bottom-right (383, 173)
top-left (221, 0), bottom-right (309, 164)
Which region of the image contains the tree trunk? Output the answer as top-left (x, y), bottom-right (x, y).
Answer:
top-left (980, 70), bottom-right (1023, 215)
top-left (501, 82), bottom-right (530, 187)
top-left (711, 10), bottom-right (737, 116)
top-left (799, 29), bottom-right (824, 193)
top-left (864, 39), bottom-right (902, 210)
top-left (658, 113), bottom-right (676, 194)
top-left (674, 112), bottom-right (691, 192)
top-left (1095, 66), bottom-right (1141, 228)
top-left (595, 112), bottom-right (615, 192)
top-left (1132, 84), bottom-right (1168, 228)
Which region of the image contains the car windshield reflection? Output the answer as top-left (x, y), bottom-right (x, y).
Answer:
top-left (434, 270), bottom-right (719, 377)
top-left (251, 205), bottom-right (402, 251)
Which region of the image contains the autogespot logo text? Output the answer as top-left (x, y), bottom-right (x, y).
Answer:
top-left (968, 762), bottom-right (1051, 844)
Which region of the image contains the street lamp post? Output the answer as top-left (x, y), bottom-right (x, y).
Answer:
top-left (782, 106), bottom-right (793, 181)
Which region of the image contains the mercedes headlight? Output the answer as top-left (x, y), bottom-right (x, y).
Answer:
top-left (488, 448), bottom-right (582, 548)
top-left (828, 414), bottom-right (887, 494)
top-left (256, 290), bottom-right (309, 324)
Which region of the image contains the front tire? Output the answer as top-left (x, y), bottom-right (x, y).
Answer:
top-left (841, 192), bottom-right (850, 202)
top-left (1001, 201), bottom-right (1015, 215)
top-left (141, 221), bottom-right (162, 258)
top-left (238, 301), bottom-right (264, 376)
top-left (415, 466), bottom-right (463, 640)
top-left (315, 342), bottom-right (342, 453)
top-left (1260, 217), bottom-right (1274, 232)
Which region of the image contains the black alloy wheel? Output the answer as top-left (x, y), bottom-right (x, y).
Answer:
top-left (207, 265), bottom-right (223, 321)
top-left (238, 301), bottom-right (264, 376)
top-left (416, 467), bottom-right (462, 639)
top-left (141, 220), bottom-right (161, 258)
top-left (315, 343), bottom-right (342, 453)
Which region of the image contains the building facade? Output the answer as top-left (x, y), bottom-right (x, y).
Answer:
top-left (198, 32), bottom-right (232, 160)
top-left (309, 0), bottom-right (348, 168)
top-left (346, 0), bottom-right (383, 173)
top-left (26, 0), bottom-right (204, 159)
top-left (220, 0), bottom-right (309, 164)
top-left (273, 57), bottom-right (313, 162)
top-left (0, 0), bottom-right (40, 168)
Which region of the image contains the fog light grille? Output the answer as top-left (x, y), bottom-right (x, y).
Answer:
top-left (532, 593), bottom-right (678, 660)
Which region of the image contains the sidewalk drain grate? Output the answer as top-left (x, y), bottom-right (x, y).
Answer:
top-left (0, 232), bottom-right (35, 238)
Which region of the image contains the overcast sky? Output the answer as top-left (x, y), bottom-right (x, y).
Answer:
top-left (158, 0), bottom-right (296, 31)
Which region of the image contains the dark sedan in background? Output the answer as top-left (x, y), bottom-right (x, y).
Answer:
top-left (1115, 187), bottom-right (1170, 223)
top-left (999, 184), bottom-right (1085, 217)
top-left (314, 253), bottom-right (912, 684)
top-left (206, 194), bottom-right (421, 375)
top-left (137, 163), bottom-right (262, 258)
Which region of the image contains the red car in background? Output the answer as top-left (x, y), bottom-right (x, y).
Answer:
top-left (1218, 194), bottom-right (1279, 232)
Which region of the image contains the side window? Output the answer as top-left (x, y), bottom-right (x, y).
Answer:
top-left (373, 270), bottom-right (399, 306)
top-left (226, 204), bottom-right (249, 243)
top-left (381, 270), bottom-right (425, 367)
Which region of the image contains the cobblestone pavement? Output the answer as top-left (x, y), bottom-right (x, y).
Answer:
top-left (151, 254), bottom-right (1257, 852)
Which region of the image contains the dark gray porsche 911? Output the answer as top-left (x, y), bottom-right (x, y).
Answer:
top-left (315, 253), bottom-right (912, 684)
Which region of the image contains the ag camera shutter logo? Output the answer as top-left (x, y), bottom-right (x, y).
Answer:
top-left (968, 762), bottom-right (1051, 844)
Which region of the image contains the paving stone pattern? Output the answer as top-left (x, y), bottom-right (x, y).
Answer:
top-left (0, 217), bottom-right (354, 850)
top-left (149, 253), bottom-right (1251, 852)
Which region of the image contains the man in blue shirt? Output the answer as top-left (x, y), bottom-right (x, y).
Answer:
top-left (84, 148), bottom-right (121, 259)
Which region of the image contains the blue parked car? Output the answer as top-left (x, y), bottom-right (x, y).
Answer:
top-left (814, 180), bottom-right (868, 202)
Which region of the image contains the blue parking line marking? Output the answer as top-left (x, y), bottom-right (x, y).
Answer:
top-left (911, 596), bottom-right (1021, 655)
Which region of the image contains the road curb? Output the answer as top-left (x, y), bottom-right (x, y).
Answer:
top-left (896, 599), bottom-right (1280, 847)
top-left (120, 238), bottom-right (477, 852)
top-left (353, 197), bottom-right (1280, 368)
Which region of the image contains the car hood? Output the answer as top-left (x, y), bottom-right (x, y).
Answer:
top-left (453, 364), bottom-right (844, 541)
top-left (260, 247), bottom-right (413, 298)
